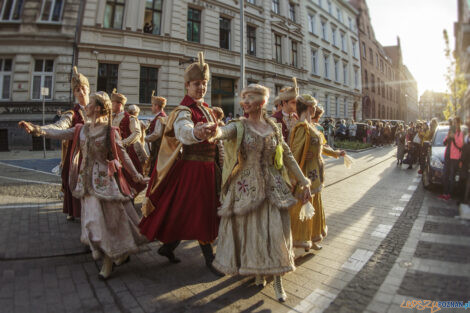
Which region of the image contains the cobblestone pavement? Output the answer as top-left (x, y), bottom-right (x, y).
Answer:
top-left (0, 146), bottom-right (467, 313)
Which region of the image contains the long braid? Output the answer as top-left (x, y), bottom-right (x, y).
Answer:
top-left (263, 109), bottom-right (283, 144)
top-left (106, 105), bottom-right (113, 160)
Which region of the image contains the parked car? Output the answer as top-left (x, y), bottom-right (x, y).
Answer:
top-left (422, 124), bottom-right (467, 189)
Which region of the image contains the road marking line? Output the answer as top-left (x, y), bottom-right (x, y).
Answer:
top-left (371, 224), bottom-right (393, 238)
top-left (392, 207), bottom-right (405, 211)
top-left (407, 185), bottom-right (418, 191)
top-left (0, 161), bottom-right (58, 176)
top-left (341, 249), bottom-right (374, 272)
top-left (288, 289), bottom-right (337, 313)
top-left (400, 194), bottom-right (411, 202)
top-left (389, 212), bottom-right (401, 217)
top-left (0, 175), bottom-right (61, 186)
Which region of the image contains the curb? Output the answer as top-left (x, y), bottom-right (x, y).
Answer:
top-left (342, 146), bottom-right (377, 153)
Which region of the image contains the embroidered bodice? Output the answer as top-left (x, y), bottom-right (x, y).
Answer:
top-left (217, 119), bottom-right (308, 216)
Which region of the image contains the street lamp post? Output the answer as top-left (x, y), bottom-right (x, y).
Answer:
top-left (41, 87), bottom-right (49, 159)
top-left (238, 0), bottom-right (245, 116)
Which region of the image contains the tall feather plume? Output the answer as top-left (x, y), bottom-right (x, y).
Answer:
top-left (151, 90), bottom-right (155, 97)
top-left (112, 88), bottom-right (117, 94)
top-left (292, 77), bottom-right (298, 94)
top-left (198, 51), bottom-right (204, 70)
top-left (73, 66), bottom-right (78, 75)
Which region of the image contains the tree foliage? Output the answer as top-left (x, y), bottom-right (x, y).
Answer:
top-left (443, 29), bottom-right (467, 120)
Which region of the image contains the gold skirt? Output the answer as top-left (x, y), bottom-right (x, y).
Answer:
top-left (289, 192), bottom-right (328, 249)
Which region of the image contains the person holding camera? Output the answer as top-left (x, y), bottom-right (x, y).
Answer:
top-left (439, 117), bottom-right (464, 200)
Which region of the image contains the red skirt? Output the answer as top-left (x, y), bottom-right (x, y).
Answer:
top-left (139, 159), bottom-right (220, 243)
top-left (123, 145), bottom-right (146, 195)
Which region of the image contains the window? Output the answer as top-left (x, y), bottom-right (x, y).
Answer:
top-left (247, 0), bottom-right (255, 4)
top-left (143, 0), bottom-right (163, 35)
top-left (380, 60), bottom-right (384, 72)
top-left (97, 63), bottom-right (118, 95)
top-left (219, 17), bottom-right (231, 49)
top-left (275, 84), bottom-right (282, 96)
top-left (332, 27), bottom-right (337, 46)
top-left (324, 54), bottom-right (329, 79)
top-left (343, 98), bottom-right (348, 117)
top-left (1, 0), bottom-right (23, 21)
top-left (343, 63), bottom-right (347, 85)
top-left (362, 42), bottom-right (366, 58)
top-left (377, 78), bottom-right (380, 95)
top-left (187, 7), bottom-right (201, 43)
top-left (336, 8), bottom-right (341, 21)
top-left (40, 0), bottom-right (63, 22)
top-left (369, 48), bottom-right (373, 64)
top-left (327, 1), bottom-right (332, 14)
top-left (139, 66), bottom-right (158, 103)
top-left (371, 74), bottom-right (375, 92)
top-left (291, 41), bottom-right (298, 67)
top-left (275, 34), bottom-right (282, 63)
top-left (247, 25), bottom-right (256, 56)
top-left (0, 59), bottom-right (12, 100)
top-left (364, 70), bottom-right (368, 89)
top-left (352, 40), bottom-right (357, 58)
top-left (340, 32), bottom-right (345, 51)
top-left (354, 68), bottom-right (358, 89)
top-left (335, 96), bottom-right (339, 117)
top-left (308, 14), bottom-right (315, 33)
top-left (334, 59), bottom-right (339, 82)
top-left (272, 0), bottom-right (279, 14)
top-left (104, 0), bottom-right (124, 29)
top-left (311, 49), bottom-right (318, 75)
top-left (321, 21), bottom-right (327, 41)
top-left (288, 2), bottom-right (295, 21)
top-left (348, 17), bottom-right (352, 30)
top-left (32, 59), bottom-right (54, 100)
top-left (325, 94), bottom-right (330, 115)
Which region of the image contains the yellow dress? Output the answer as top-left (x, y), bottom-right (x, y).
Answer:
top-left (289, 121), bottom-right (339, 249)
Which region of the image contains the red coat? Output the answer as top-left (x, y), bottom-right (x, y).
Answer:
top-left (139, 95), bottom-right (220, 243)
top-left (118, 112), bottom-right (146, 195)
top-left (272, 110), bottom-right (289, 142)
top-left (61, 104), bottom-right (84, 217)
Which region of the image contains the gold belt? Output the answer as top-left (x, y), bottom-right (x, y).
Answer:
top-left (181, 144), bottom-right (216, 162)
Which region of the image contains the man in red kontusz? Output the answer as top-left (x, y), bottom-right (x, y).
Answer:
top-left (111, 89), bottom-right (146, 197)
top-left (139, 52), bottom-right (224, 277)
top-left (144, 91), bottom-right (167, 177)
top-left (271, 77), bottom-right (299, 142)
top-left (19, 66), bottom-right (88, 221)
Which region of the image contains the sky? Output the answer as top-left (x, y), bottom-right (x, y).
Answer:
top-left (366, 0), bottom-right (457, 97)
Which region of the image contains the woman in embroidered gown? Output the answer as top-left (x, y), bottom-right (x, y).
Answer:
top-left (24, 92), bottom-right (148, 280)
top-left (289, 95), bottom-right (345, 252)
top-left (210, 84), bottom-right (312, 302)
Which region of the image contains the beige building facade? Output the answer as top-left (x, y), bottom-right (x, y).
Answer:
top-left (77, 0), bottom-right (312, 116)
top-left (349, 0), bottom-right (402, 121)
top-left (301, 0), bottom-right (362, 121)
top-left (0, 0), bottom-right (82, 149)
top-left (0, 0), bottom-right (367, 149)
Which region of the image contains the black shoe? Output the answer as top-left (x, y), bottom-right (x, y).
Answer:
top-left (158, 243), bottom-right (181, 263)
top-left (199, 243), bottom-right (225, 277)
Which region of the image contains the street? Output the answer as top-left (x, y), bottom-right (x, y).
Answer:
top-left (0, 146), bottom-right (468, 313)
